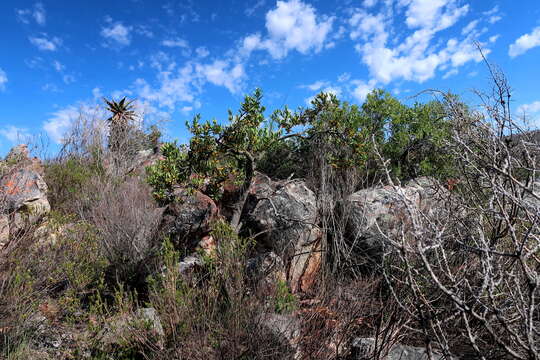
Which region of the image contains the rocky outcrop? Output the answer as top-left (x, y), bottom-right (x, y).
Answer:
top-left (0, 144), bottom-right (50, 249)
top-left (349, 338), bottom-right (451, 360)
top-left (245, 173), bottom-right (322, 293)
top-left (246, 251), bottom-right (286, 296)
top-left (345, 177), bottom-right (445, 263)
top-left (160, 187), bottom-right (219, 249)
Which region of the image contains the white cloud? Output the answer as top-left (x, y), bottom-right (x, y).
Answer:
top-left (195, 60), bottom-right (245, 93)
top-left (42, 83), bottom-right (61, 92)
top-left (134, 63), bottom-right (198, 110)
top-left (195, 46), bottom-right (210, 58)
top-left (245, 0), bottom-right (266, 17)
top-left (351, 79), bottom-right (377, 102)
top-left (101, 22), bottom-right (132, 47)
top-left (517, 101), bottom-right (540, 115)
top-left (0, 126), bottom-right (31, 143)
top-left (241, 0), bottom-right (334, 59)
top-left (363, 0), bottom-right (378, 8)
top-left (462, 20), bottom-right (478, 35)
top-left (0, 68), bottom-right (7, 91)
top-left (92, 87), bottom-right (102, 99)
top-left (43, 103), bottom-right (106, 144)
top-left (301, 80), bottom-right (329, 91)
top-left (509, 27), bottom-right (540, 58)
top-left (33, 3), bottom-right (46, 25)
top-left (29, 34), bottom-right (62, 51)
top-left (483, 6), bottom-right (502, 24)
top-left (52, 60), bottom-right (65, 72)
top-left (348, 0), bottom-right (492, 85)
top-left (16, 2), bottom-right (46, 25)
top-left (400, 0), bottom-right (469, 31)
top-left (517, 101), bottom-right (540, 126)
top-left (161, 38), bottom-right (189, 48)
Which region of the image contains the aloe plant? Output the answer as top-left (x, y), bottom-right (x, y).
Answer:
top-left (104, 97), bottom-right (136, 152)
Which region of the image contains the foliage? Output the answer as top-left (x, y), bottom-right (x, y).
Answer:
top-left (273, 280), bottom-right (297, 314)
top-left (104, 97), bottom-right (136, 153)
top-left (146, 142), bottom-right (188, 203)
top-left (44, 157), bottom-right (105, 215)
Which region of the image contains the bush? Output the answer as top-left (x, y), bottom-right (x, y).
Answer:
top-left (147, 221), bottom-right (292, 359)
top-left (81, 176), bottom-right (164, 288)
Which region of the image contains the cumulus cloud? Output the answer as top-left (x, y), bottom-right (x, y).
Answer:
top-left (195, 60), bottom-right (245, 94)
top-left (348, 0), bottom-right (492, 85)
top-left (517, 101), bottom-right (540, 115)
top-left (0, 126), bottom-right (31, 143)
top-left (241, 0), bottom-right (334, 59)
top-left (16, 2), bottom-right (46, 25)
top-left (43, 103), bottom-right (106, 144)
top-left (509, 27), bottom-right (540, 58)
top-left (101, 22), bottom-right (132, 47)
top-left (0, 68), bottom-right (7, 91)
top-left (29, 34), bottom-right (62, 51)
top-left (351, 79), bottom-right (377, 102)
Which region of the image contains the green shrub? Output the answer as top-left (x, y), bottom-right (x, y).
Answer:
top-left (44, 157), bottom-right (105, 214)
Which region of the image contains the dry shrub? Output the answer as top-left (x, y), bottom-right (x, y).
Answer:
top-left (297, 274), bottom-right (408, 360)
top-left (378, 61), bottom-right (540, 359)
top-left (81, 176), bottom-right (164, 287)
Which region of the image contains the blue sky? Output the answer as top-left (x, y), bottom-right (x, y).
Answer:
top-left (1, 0), bottom-right (540, 156)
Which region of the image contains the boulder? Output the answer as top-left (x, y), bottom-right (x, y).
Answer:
top-left (246, 251), bottom-right (286, 296)
top-left (0, 214), bottom-right (8, 249)
top-left (246, 176), bottom-right (322, 293)
top-left (261, 313), bottom-right (302, 359)
top-left (160, 187), bottom-right (219, 248)
top-left (350, 338), bottom-right (450, 360)
top-left (1, 145), bottom-right (50, 236)
top-left (345, 177), bottom-right (444, 263)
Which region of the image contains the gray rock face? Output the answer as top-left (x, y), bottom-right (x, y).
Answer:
top-left (0, 145), bottom-right (50, 245)
top-left (261, 313), bottom-right (302, 359)
top-left (246, 251), bottom-right (286, 296)
top-left (161, 187), bottom-right (219, 248)
top-left (346, 177), bottom-right (444, 262)
top-left (246, 175), bottom-right (322, 293)
top-left (350, 338), bottom-right (450, 360)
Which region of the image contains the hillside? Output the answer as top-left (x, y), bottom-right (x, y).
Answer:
top-left (1, 86), bottom-right (539, 360)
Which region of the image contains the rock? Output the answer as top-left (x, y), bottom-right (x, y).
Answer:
top-left (196, 235), bottom-right (217, 256)
top-left (0, 214), bottom-right (9, 249)
top-left (261, 313), bottom-right (302, 359)
top-left (98, 307), bottom-right (164, 350)
top-left (127, 149), bottom-right (164, 178)
top-left (5, 144), bottom-right (30, 163)
top-left (246, 251), bottom-right (286, 296)
top-left (1, 145), bottom-right (50, 236)
top-left (160, 187), bottom-right (219, 248)
top-left (246, 177), bottom-right (322, 293)
top-left (350, 338), bottom-right (450, 360)
top-left (345, 177), bottom-right (445, 264)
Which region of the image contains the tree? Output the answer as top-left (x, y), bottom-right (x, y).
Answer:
top-left (147, 89), bottom-right (369, 232)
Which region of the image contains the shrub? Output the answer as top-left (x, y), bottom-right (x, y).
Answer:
top-left (81, 176), bottom-right (163, 288)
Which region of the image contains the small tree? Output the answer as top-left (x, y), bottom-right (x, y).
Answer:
top-left (147, 89), bottom-right (370, 232)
